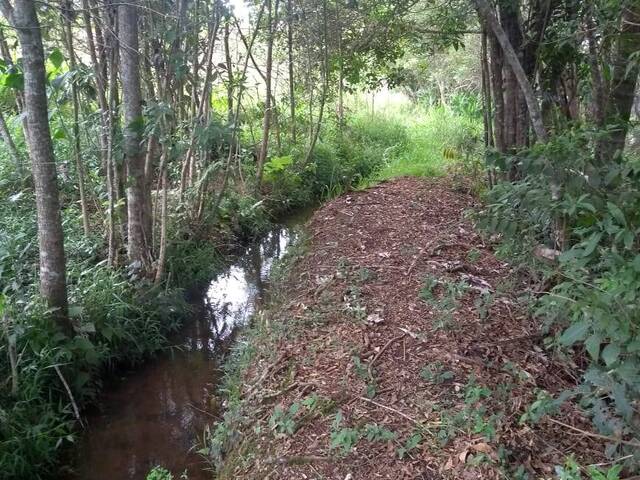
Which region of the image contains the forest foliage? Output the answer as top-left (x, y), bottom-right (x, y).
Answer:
top-left (0, 0), bottom-right (639, 477)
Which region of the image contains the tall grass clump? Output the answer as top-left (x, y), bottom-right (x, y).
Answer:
top-left (364, 102), bottom-right (483, 184)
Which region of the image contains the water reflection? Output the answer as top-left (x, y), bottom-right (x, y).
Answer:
top-left (69, 219), bottom-right (306, 480)
top-left (205, 227), bottom-right (295, 342)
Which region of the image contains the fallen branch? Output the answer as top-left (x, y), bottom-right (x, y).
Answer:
top-left (260, 381), bottom-right (303, 402)
top-left (368, 333), bottom-right (405, 378)
top-left (267, 455), bottom-right (330, 466)
top-left (547, 418), bottom-right (640, 449)
top-left (358, 396), bottom-right (429, 431)
top-left (53, 364), bottom-right (84, 428)
top-left (246, 352), bottom-right (288, 399)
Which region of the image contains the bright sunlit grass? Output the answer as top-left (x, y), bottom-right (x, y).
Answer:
top-left (353, 101), bottom-right (482, 188)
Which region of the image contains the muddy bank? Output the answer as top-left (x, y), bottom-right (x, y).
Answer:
top-left (212, 177), bottom-right (605, 480)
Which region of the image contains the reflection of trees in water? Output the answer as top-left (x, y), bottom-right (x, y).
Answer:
top-left (197, 225), bottom-right (300, 349)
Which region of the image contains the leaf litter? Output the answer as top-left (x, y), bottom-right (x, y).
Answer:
top-left (217, 177), bottom-right (607, 480)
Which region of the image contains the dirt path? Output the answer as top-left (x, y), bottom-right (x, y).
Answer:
top-left (216, 177), bottom-right (604, 479)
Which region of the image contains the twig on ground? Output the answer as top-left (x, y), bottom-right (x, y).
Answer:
top-left (246, 352), bottom-right (288, 399)
top-left (368, 333), bottom-right (405, 378)
top-left (260, 381), bottom-right (302, 402)
top-left (267, 455), bottom-right (331, 465)
top-left (547, 418), bottom-right (640, 448)
top-left (53, 364), bottom-right (84, 427)
top-left (358, 396), bottom-right (430, 432)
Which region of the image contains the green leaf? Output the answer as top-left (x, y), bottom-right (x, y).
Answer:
top-left (49, 48), bottom-right (64, 69)
top-left (559, 320), bottom-right (589, 347)
top-left (623, 230), bottom-right (635, 249)
top-left (4, 71), bottom-right (24, 90)
top-left (612, 382), bottom-right (632, 421)
top-left (127, 116), bottom-right (145, 134)
top-left (585, 333), bottom-right (602, 361)
top-left (582, 232), bottom-right (602, 257)
top-left (601, 343), bottom-right (620, 366)
top-left (607, 202), bottom-right (626, 225)
top-left (55, 129), bottom-right (69, 141)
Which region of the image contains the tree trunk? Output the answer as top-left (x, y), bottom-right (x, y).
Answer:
top-left (585, 13), bottom-right (606, 128)
top-left (1, 0), bottom-right (72, 335)
top-left (302, 0), bottom-right (329, 165)
top-left (62, 0), bottom-right (90, 237)
top-left (597, 3), bottom-right (640, 163)
top-left (287, 0), bottom-right (296, 141)
top-left (0, 109), bottom-right (22, 173)
top-left (119, 0), bottom-right (151, 272)
top-left (255, 0), bottom-right (280, 191)
top-left (224, 19), bottom-right (234, 124)
top-left (488, 32), bottom-right (505, 153)
top-left (154, 153), bottom-right (168, 284)
top-left (473, 0), bottom-right (547, 143)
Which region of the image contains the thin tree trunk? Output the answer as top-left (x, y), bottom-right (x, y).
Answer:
top-left (488, 33), bottom-right (506, 153)
top-left (119, 0), bottom-right (151, 271)
top-left (255, 0), bottom-right (280, 191)
top-left (473, 0), bottom-right (547, 143)
top-left (0, 109), bottom-right (22, 173)
top-left (302, 0), bottom-right (329, 165)
top-left (106, 30), bottom-right (119, 266)
top-left (1, 0), bottom-right (72, 335)
top-left (213, 0), bottom-right (266, 212)
top-left (481, 31), bottom-right (495, 188)
top-left (597, 3), bottom-right (640, 163)
top-left (224, 19), bottom-right (234, 124)
top-left (154, 153), bottom-right (168, 284)
top-left (337, 3), bottom-right (344, 128)
top-left (287, 0), bottom-right (296, 142)
top-left (62, 1), bottom-right (90, 237)
top-left (179, 9), bottom-right (220, 197)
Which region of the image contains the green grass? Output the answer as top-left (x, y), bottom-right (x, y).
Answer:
top-left (356, 104), bottom-right (482, 186)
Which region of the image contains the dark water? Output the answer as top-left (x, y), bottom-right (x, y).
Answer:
top-left (68, 214), bottom-right (308, 480)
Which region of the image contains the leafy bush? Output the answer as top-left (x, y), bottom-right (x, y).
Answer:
top-left (478, 128), bottom-right (640, 464)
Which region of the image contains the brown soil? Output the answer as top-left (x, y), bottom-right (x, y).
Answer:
top-left (219, 177), bottom-right (605, 480)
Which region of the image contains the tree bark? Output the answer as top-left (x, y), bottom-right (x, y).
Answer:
top-left (0, 109), bottom-right (22, 173)
top-left (1, 0), bottom-right (72, 335)
top-left (597, 3), bottom-right (640, 163)
top-left (119, 0), bottom-right (151, 271)
top-left (224, 19), bottom-right (234, 124)
top-left (255, 0), bottom-right (280, 191)
top-left (287, 0), bottom-right (296, 141)
top-left (62, 0), bottom-right (90, 237)
top-left (473, 0), bottom-right (548, 143)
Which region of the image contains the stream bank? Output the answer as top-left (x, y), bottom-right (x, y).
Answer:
top-left (208, 177), bottom-right (607, 480)
top-left (65, 210), bottom-right (311, 480)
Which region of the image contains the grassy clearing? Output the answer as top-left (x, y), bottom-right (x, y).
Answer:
top-left (356, 102), bottom-right (482, 187)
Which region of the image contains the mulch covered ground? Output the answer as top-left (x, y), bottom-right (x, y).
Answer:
top-left (219, 177), bottom-right (605, 479)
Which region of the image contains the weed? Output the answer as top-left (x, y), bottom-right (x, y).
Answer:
top-left (466, 248), bottom-right (482, 263)
top-left (146, 466), bottom-right (187, 480)
top-left (269, 403), bottom-right (300, 436)
top-left (397, 432), bottom-right (422, 459)
top-left (420, 361), bottom-right (455, 384)
top-left (419, 275), bottom-right (468, 329)
top-left (330, 411), bottom-right (361, 456)
top-left (363, 423), bottom-right (396, 442)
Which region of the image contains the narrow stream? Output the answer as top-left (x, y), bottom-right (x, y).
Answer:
top-left (68, 212), bottom-right (309, 480)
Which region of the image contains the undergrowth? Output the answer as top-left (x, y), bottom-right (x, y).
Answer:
top-left (0, 97), bottom-right (475, 478)
top-left (477, 128), bottom-right (640, 471)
